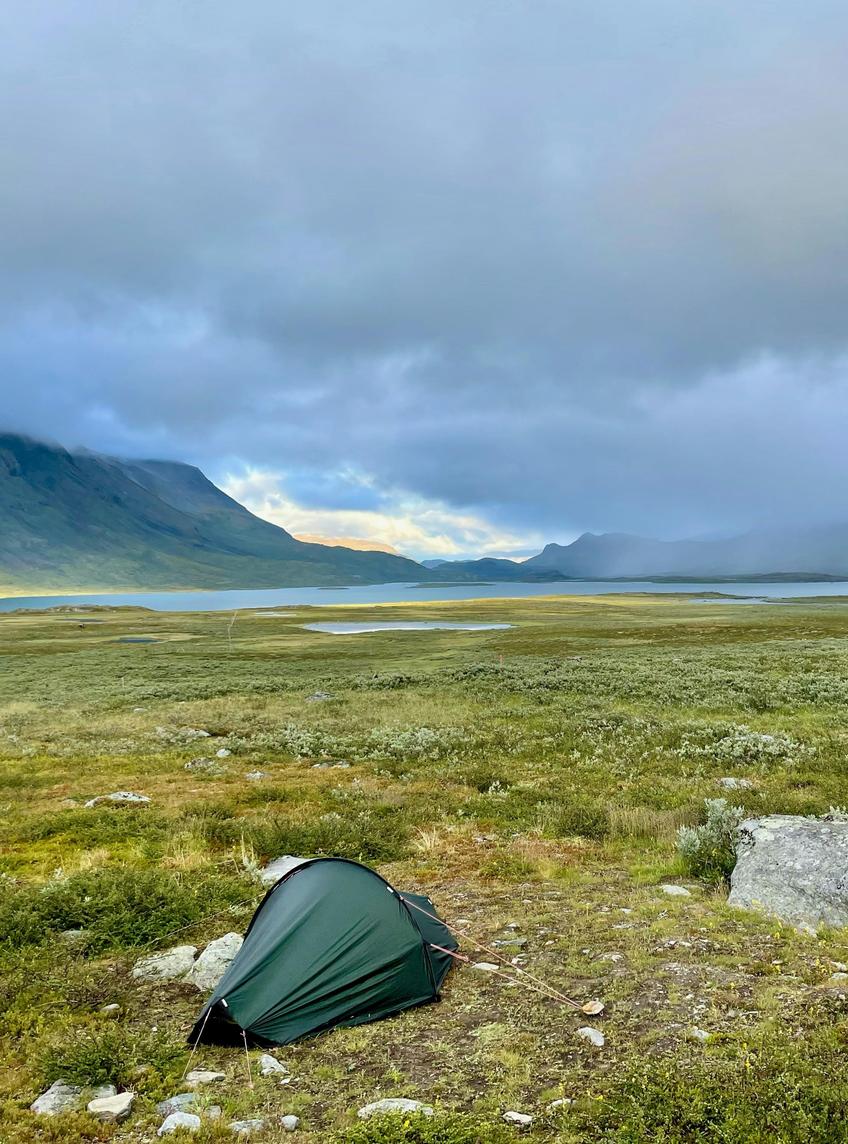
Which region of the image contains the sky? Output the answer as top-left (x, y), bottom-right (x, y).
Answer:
top-left (3, 2), bottom-right (848, 560)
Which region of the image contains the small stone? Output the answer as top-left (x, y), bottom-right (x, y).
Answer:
top-left (549, 1098), bottom-right (573, 1109)
top-left (185, 1069), bottom-right (226, 1086)
top-left (188, 933), bottom-right (243, 992)
top-left (577, 1026), bottom-right (605, 1047)
top-left (159, 1111), bottom-right (202, 1135)
top-left (306, 691), bottom-right (334, 702)
top-left (718, 777), bottom-right (754, 790)
top-left (58, 927), bottom-right (91, 946)
top-left (502, 1110), bottom-right (533, 1126)
top-left (216, 748), bottom-right (232, 758)
top-left (156, 1093), bottom-right (199, 1117)
top-left (493, 937), bottom-right (527, 948)
top-left (258, 1053), bottom-right (288, 1076)
top-left (258, 855), bottom-right (309, 887)
top-left (100, 1002), bottom-right (122, 1016)
top-left (245, 771), bottom-right (268, 781)
top-left (471, 961), bottom-right (499, 972)
top-left (689, 1026), bottom-right (711, 1043)
top-left (280, 1115), bottom-right (300, 1131)
top-left (829, 972), bottom-right (848, 983)
top-left (357, 1098), bottom-right (434, 1119)
top-left (132, 944), bottom-right (198, 982)
top-left (31, 1081), bottom-right (84, 1115)
top-left (207, 1105), bottom-right (223, 1120)
top-left (84, 790), bottom-right (151, 808)
top-left (133, 706), bottom-right (146, 712)
top-left (87, 1091), bottom-right (135, 1122)
top-left (185, 757), bottom-right (224, 773)
top-left (660, 884), bottom-right (692, 897)
top-left (581, 999), bottom-right (605, 1016)
top-left (230, 1121), bottom-right (266, 1137)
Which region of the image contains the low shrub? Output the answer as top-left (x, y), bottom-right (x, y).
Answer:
top-left (36, 1021), bottom-right (183, 1086)
top-left (677, 798), bottom-right (745, 883)
top-left (333, 1112), bottom-right (515, 1144)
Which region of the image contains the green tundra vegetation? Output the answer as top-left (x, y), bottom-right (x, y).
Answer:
top-left (2, 593), bottom-right (848, 1143)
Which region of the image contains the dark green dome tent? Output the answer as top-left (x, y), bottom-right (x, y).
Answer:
top-left (189, 857), bottom-right (458, 1047)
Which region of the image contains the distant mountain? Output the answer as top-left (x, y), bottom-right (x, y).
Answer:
top-left (522, 529), bottom-right (848, 579)
top-left (0, 434), bottom-right (427, 592)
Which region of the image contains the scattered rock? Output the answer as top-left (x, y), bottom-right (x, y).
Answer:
top-left (581, 999), bottom-right (605, 1016)
top-left (159, 1111), bottom-right (202, 1135)
top-left (576, 1026), bottom-right (605, 1047)
top-left (549, 1098), bottom-right (573, 1110)
top-left (258, 1053), bottom-right (288, 1076)
top-left (207, 1106), bottom-right (223, 1120)
top-left (258, 855), bottom-right (309, 887)
top-left (216, 748), bottom-right (232, 758)
top-left (132, 944), bottom-right (198, 982)
top-left (87, 1091), bottom-right (135, 1122)
top-left (132, 706), bottom-right (146, 712)
top-left (729, 815), bottom-right (848, 929)
top-left (230, 1121), bottom-right (266, 1137)
top-left (502, 1110), bottom-right (533, 1126)
top-left (357, 1098), bottom-right (434, 1119)
top-left (185, 1069), bottom-right (226, 1086)
top-left (156, 1093), bottom-right (199, 1118)
top-left (718, 777), bottom-right (754, 790)
top-left (245, 771), bottom-right (268, 781)
top-left (311, 759), bottom-right (351, 769)
top-left (188, 933), bottom-right (243, 992)
top-left (660, 884), bottom-right (692, 897)
top-left (100, 1002), bottom-right (122, 1016)
top-left (829, 972), bottom-right (848, 983)
top-left (471, 961), bottom-right (500, 972)
top-left (58, 927), bottom-right (91, 946)
top-left (84, 791), bottom-right (151, 808)
top-left (305, 691), bottom-right (334, 702)
top-left (689, 1026), bottom-right (711, 1043)
top-left (280, 1115), bottom-right (300, 1131)
top-left (185, 757), bottom-right (225, 773)
top-left (31, 1081), bottom-right (84, 1115)
top-left (493, 936), bottom-right (527, 948)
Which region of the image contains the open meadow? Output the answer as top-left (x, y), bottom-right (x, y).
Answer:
top-left (2, 593), bottom-right (848, 1143)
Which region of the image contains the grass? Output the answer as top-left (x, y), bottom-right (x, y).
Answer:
top-left (1, 593), bottom-right (848, 1141)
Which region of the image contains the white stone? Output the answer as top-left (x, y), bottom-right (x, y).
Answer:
top-left (87, 1091), bottom-right (135, 1122)
top-left (258, 1053), bottom-right (288, 1076)
top-left (357, 1098), bottom-right (434, 1119)
top-left (132, 944), bottom-right (198, 982)
top-left (689, 1027), bottom-right (711, 1043)
top-left (471, 962), bottom-right (499, 972)
top-left (188, 933), bottom-right (243, 992)
top-left (281, 1115), bottom-right (300, 1131)
top-left (31, 1081), bottom-right (84, 1115)
top-left (549, 1098), bottom-right (573, 1109)
top-left (245, 771), bottom-right (268, 781)
top-left (258, 855), bottom-right (309, 887)
top-left (185, 1069), bottom-right (226, 1086)
top-left (216, 748), bottom-right (232, 758)
top-left (729, 815), bottom-right (848, 930)
top-left (829, 972), bottom-right (848, 983)
top-left (660, 884), bottom-right (692, 897)
top-left (100, 1002), bottom-right (121, 1016)
top-left (503, 1110), bottom-right (533, 1126)
top-left (230, 1121), bottom-right (266, 1137)
top-left (84, 790), bottom-right (151, 808)
top-left (159, 1111), bottom-right (202, 1135)
top-left (718, 777), bottom-right (754, 790)
top-left (576, 1026), bottom-right (605, 1047)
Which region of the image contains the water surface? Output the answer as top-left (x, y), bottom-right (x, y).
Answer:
top-left (303, 621), bottom-right (512, 635)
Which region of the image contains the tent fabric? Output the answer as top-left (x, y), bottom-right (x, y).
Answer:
top-left (189, 857), bottom-right (457, 1047)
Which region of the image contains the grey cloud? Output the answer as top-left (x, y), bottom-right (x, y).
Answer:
top-left (2, 1), bottom-right (848, 543)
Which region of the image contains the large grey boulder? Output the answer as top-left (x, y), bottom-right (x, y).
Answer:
top-left (31, 1081), bottom-right (84, 1115)
top-left (84, 791), bottom-right (151, 808)
top-left (87, 1091), bottom-right (135, 1122)
top-left (729, 815), bottom-right (848, 930)
top-left (159, 1111), bottom-right (202, 1134)
top-left (188, 933), bottom-right (243, 991)
top-left (357, 1098), bottom-right (434, 1119)
top-left (132, 944), bottom-right (197, 982)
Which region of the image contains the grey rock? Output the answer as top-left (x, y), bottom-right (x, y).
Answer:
top-left (87, 1091), bottom-right (135, 1122)
top-left (357, 1098), bottom-right (434, 1119)
top-left (207, 1105), bottom-right (223, 1120)
top-left (58, 927), bottom-right (91, 945)
top-left (84, 790), bottom-right (151, 808)
top-left (156, 1093), bottom-right (199, 1117)
top-left (471, 961), bottom-right (499, 972)
top-left (245, 771), bottom-right (268, 781)
top-left (718, 777), bottom-right (754, 790)
top-left (729, 815), bottom-right (848, 929)
top-left (185, 1069), bottom-right (226, 1085)
top-left (503, 1110), bottom-right (533, 1126)
top-left (576, 1026), bottom-right (605, 1047)
top-left (159, 1111), bottom-right (202, 1135)
top-left (132, 944), bottom-right (197, 982)
top-left (258, 855), bottom-right (309, 887)
top-left (305, 691), bottom-right (334, 702)
top-left (281, 1115), bottom-right (300, 1132)
top-left (100, 1002), bottom-right (122, 1016)
top-left (660, 884), bottom-right (692, 897)
top-left (689, 1026), bottom-right (711, 1043)
top-left (31, 1081), bottom-right (84, 1115)
top-left (185, 757), bottom-right (224, 773)
top-left (89, 1085), bottom-right (118, 1100)
top-left (230, 1121), bottom-right (266, 1137)
top-left (258, 1053), bottom-right (288, 1076)
top-left (216, 748), bottom-right (232, 758)
top-left (188, 933), bottom-right (243, 992)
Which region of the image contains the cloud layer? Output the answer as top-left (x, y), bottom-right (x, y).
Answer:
top-left (3, 2), bottom-right (848, 553)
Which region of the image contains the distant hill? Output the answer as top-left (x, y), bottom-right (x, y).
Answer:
top-left (522, 529), bottom-right (848, 579)
top-left (0, 434), bottom-right (427, 592)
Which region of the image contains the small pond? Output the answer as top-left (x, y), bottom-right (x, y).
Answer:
top-left (302, 621), bottom-right (512, 635)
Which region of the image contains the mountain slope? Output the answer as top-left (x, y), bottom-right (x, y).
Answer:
top-left (0, 434), bottom-right (427, 591)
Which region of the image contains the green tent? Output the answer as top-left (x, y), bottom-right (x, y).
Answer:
top-left (189, 857), bottom-right (458, 1046)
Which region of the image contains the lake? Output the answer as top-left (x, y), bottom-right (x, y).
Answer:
top-left (303, 621), bottom-right (513, 634)
top-left (2, 579), bottom-right (847, 613)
